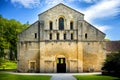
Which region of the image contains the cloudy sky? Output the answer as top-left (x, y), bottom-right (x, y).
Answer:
top-left (0, 0), bottom-right (120, 40)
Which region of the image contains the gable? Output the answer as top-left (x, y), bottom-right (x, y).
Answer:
top-left (38, 3), bottom-right (84, 16)
top-left (18, 3), bottom-right (105, 42)
top-left (38, 3), bottom-right (84, 22)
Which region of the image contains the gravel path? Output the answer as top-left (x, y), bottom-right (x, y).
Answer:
top-left (50, 74), bottom-right (76, 80)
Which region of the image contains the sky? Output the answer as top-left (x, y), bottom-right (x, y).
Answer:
top-left (0, 0), bottom-right (120, 40)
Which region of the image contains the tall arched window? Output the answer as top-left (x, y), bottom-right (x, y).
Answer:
top-left (59, 17), bottom-right (64, 30)
top-left (49, 21), bottom-right (53, 30)
top-left (70, 21), bottom-right (73, 30)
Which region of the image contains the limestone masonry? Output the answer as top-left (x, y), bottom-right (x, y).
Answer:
top-left (17, 3), bottom-right (116, 73)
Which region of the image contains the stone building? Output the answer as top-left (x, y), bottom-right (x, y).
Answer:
top-left (17, 3), bottom-right (106, 73)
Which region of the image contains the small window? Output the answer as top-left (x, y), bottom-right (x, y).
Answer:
top-left (85, 33), bottom-right (87, 39)
top-left (57, 58), bottom-right (65, 64)
top-left (70, 21), bottom-right (73, 30)
top-left (71, 33), bottom-right (73, 40)
top-left (50, 33), bottom-right (52, 40)
top-left (35, 33), bottom-right (37, 38)
top-left (57, 33), bottom-right (59, 40)
top-left (64, 33), bottom-right (66, 40)
top-left (61, 59), bottom-right (63, 64)
top-left (50, 21), bottom-right (53, 30)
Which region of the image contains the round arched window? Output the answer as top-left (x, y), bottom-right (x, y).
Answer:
top-left (59, 17), bottom-right (64, 30)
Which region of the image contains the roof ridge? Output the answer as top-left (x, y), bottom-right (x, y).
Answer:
top-left (38, 3), bottom-right (84, 16)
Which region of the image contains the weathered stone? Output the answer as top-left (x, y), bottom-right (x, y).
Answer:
top-left (17, 3), bottom-right (106, 73)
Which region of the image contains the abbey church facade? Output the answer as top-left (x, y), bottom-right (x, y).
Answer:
top-left (17, 3), bottom-right (107, 73)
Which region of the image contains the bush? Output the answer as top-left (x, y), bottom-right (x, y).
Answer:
top-left (102, 51), bottom-right (120, 76)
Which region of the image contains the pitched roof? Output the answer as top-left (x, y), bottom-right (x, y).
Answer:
top-left (106, 41), bottom-right (120, 52)
top-left (38, 3), bottom-right (84, 16)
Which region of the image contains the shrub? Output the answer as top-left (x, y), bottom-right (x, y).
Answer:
top-left (102, 51), bottom-right (120, 76)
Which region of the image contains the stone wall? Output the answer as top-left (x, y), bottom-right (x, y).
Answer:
top-left (18, 21), bottom-right (39, 42)
top-left (17, 42), bottom-right (39, 72)
top-left (17, 41), bottom-right (106, 72)
top-left (39, 4), bottom-right (84, 41)
top-left (77, 20), bottom-right (105, 41)
top-left (82, 42), bottom-right (106, 72)
top-left (39, 41), bottom-right (82, 73)
top-left (17, 3), bottom-right (106, 73)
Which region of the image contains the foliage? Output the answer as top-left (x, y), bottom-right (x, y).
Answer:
top-left (0, 72), bottom-right (51, 80)
top-left (0, 15), bottom-right (29, 61)
top-left (102, 51), bottom-right (120, 76)
top-left (105, 38), bottom-right (110, 41)
top-left (74, 75), bottom-right (120, 80)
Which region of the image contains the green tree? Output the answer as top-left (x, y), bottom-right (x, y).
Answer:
top-left (105, 38), bottom-right (110, 41)
top-left (0, 15), bottom-right (29, 62)
top-left (102, 51), bottom-right (120, 76)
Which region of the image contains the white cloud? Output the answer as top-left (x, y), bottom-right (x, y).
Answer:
top-left (65, 0), bottom-right (75, 2)
top-left (79, 0), bottom-right (99, 3)
top-left (11, 0), bottom-right (40, 8)
top-left (95, 25), bottom-right (111, 32)
top-left (10, 0), bottom-right (119, 32)
top-left (80, 0), bottom-right (120, 32)
top-left (83, 0), bottom-right (120, 22)
top-left (45, 0), bottom-right (64, 5)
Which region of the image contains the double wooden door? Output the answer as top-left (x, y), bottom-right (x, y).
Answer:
top-left (57, 58), bottom-right (66, 73)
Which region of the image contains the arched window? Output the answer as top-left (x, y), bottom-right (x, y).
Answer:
top-left (59, 17), bottom-right (64, 30)
top-left (70, 21), bottom-right (73, 30)
top-left (57, 33), bottom-right (59, 40)
top-left (85, 33), bottom-right (87, 39)
top-left (50, 33), bottom-right (52, 40)
top-left (71, 33), bottom-right (73, 40)
top-left (64, 33), bottom-right (66, 40)
top-left (49, 21), bottom-right (53, 30)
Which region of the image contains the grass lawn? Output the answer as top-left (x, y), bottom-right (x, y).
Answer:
top-left (0, 60), bottom-right (17, 70)
top-left (0, 72), bottom-right (120, 80)
top-left (74, 75), bottom-right (120, 80)
top-left (0, 72), bottom-right (51, 80)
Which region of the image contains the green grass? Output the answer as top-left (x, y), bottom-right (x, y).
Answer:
top-left (0, 72), bottom-right (51, 80)
top-left (0, 60), bottom-right (17, 70)
top-left (74, 75), bottom-right (120, 80)
top-left (0, 72), bottom-right (120, 80)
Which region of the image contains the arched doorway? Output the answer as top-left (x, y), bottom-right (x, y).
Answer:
top-left (57, 58), bottom-right (66, 73)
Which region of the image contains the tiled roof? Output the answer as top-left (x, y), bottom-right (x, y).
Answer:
top-left (106, 41), bottom-right (120, 52)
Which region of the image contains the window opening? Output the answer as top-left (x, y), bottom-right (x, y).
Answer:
top-left (59, 18), bottom-right (64, 30)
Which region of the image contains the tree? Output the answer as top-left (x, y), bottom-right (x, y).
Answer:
top-left (104, 38), bottom-right (110, 41)
top-left (0, 15), bottom-right (29, 61)
top-left (102, 51), bottom-right (120, 76)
